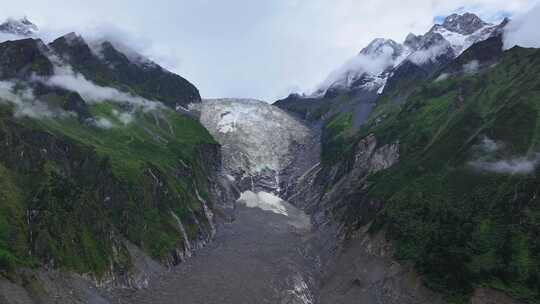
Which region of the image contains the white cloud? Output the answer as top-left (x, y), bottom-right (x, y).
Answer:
top-left (93, 117), bottom-right (113, 129)
top-left (0, 0), bottom-right (538, 101)
top-left (478, 136), bottom-right (502, 153)
top-left (0, 80), bottom-right (71, 119)
top-left (469, 136), bottom-right (538, 175)
top-left (503, 3), bottom-right (540, 49)
top-left (409, 42), bottom-right (452, 65)
top-left (317, 45), bottom-right (396, 92)
top-left (115, 110), bottom-right (134, 125)
top-left (435, 73), bottom-right (450, 82)
top-left (39, 65), bottom-right (161, 111)
top-left (463, 60), bottom-right (480, 74)
top-left (89, 108), bottom-right (135, 129)
top-left (471, 154), bottom-right (540, 174)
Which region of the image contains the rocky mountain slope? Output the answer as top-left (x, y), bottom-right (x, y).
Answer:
top-left (277, 13), bottom-right (507, 131)
top-left (276, 12), bottom-right (539, 304)
top-left (0, 17), bottom-right (38, 37)
top-left (0, 18), bottom-right (232, 303)
top-left (314, 13), bottom-right (505, 98)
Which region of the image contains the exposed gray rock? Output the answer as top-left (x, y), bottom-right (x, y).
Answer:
top-left (192, 98), bottom-right (312, 194)
top-left (0, 18), bottom-right (38, 37)
top-left (441, 13), bottom-right (487, 35)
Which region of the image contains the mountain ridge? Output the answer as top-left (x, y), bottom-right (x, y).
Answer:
top-left (313, 12), bottom-right (506, 98)
top-left (275, 11), bottom-right (540, 304)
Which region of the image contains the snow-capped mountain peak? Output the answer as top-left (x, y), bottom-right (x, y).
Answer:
top-left (404, 33), bottom-right (422, 50)
top-left (313, 12), bottom-right (505, 96)
top-left (359, 38), bottom-right (403, 59)
top-left (0, 17), bottom-right (38, 36)
top-left (441, 12), bottom-right (487, 35)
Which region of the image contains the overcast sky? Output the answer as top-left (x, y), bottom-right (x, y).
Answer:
top-left (1, 0), bottom-right (538, 101)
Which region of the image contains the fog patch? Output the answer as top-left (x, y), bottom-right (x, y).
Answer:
top-left (317, 45), bottom-right (395, 92)
top-left (478, 136), bottom-right (502, 153)
top-left (435, 73), bottom-right (449, 82)
top-left (504, 4), bottom-right (540, 49)
top-left (0, 32), bottom-right (26, 43)
top-left (463, 60), bottom-right (480, 74)
top-left (89, 109), bottom-right (134, 129)
top-left (92, 117), bottom-right (113, 129)
top-left (113, 110), bottom-right (134, 125)
top-left (38, 65), bottom-right (161, 111)
top-left (0, 80), bottom-right (71, 119)
top-left (88, 38), bottom-right (157, 68)
top-left (469, 136), bottom-right (538, 175)
top-left (470, 155), bottom-right (540, 175)
top-left (408, 42), bottom-right (451, 65)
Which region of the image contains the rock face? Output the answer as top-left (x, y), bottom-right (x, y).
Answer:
top-left (192, 98), bottom-right (314, 194)
top-left (281, 132), bottom-right (447, 304)
top-left (287, 133), bottom-right (399, 229)
top-left (0, 17), bottom-right (38, 36)
top-left (0, 38), bottom-right (53, 79)
top-left (441, 13), bottom-right (487, 35)
top-left (49, 32), bottom-right (201, 108)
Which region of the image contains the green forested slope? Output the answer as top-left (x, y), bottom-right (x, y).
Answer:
top-left (318, 45), bottom-right (540, 303)
top-left (0, 36), bottom-right (218, 279)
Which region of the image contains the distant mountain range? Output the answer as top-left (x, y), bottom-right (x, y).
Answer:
top-left (313, 13), bottom-right (506, 98)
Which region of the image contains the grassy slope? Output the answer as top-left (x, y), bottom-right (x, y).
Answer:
top-left (368, 47), bottom-right (540, 303)
top-left (321, 46), bottom-right (540, 303)
top-left (0, 101), bottom-right (216, 276)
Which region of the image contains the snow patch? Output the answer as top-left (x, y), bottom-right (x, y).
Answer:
top-left (238, 191), bottom-right (288, 216)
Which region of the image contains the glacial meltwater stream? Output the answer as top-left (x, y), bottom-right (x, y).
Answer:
top-left (114, 191), bottom-right (316, 304)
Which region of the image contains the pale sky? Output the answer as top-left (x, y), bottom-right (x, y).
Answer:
top-left (1, 0), bottom-right (538, 101)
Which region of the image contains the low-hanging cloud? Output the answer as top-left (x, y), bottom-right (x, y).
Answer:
top-left (463, 60), bottom-right (480, 74)
top-left (0, 80), bottom-right (71, 119)
top-left (503, 4), bottom-right (540, 49)
top-left (434, 73), bottom-right (450, 82)
top-left (317, 45), bottom-right (396, 92)
top-left (408, 42), bottom-right (452, 65)
top-left (478, 136), bottom-right (502, 153)
top-left (83, 109), bottom-right (135, 129)
top-left (92, 117), bottom-right (113, 129)
top-left (40, 65), bottom-right (161, 111)
top-left (469, 136), bottom-right (539, 175)
top-left (470, 154), bottom-right (540, 175)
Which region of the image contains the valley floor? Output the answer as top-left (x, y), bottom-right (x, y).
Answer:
top-left (111, 196), bottom-right (316, 304)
